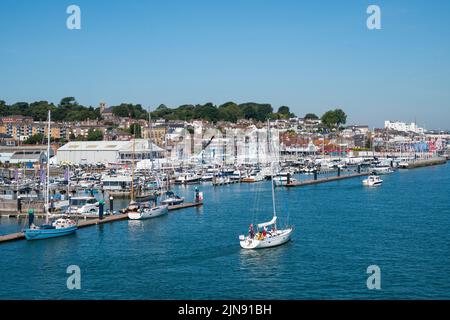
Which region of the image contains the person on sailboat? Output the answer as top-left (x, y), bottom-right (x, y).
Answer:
top-left (248, 224), bottom-right (255, 239)
top-left (262, 227), bottom-right (267, 238)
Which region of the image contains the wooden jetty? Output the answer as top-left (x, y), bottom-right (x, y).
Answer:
top-left (0, 201), bottom-right (203, 244)
top-left (400, 157), bottom-right (447, 169)
top-left (285, 172), bottom-right (368, 188)
top-left (212, 179), bottom-right (240, 186)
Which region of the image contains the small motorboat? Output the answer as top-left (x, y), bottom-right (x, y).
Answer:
top-left (372, 166), bottom-right (394, 175)
top-left (363, 175), bottom-right (383, 187)
top-left (160, 191), bottom-right (184, 206)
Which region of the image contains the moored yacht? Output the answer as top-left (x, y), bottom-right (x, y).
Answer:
top-left (67, 196), bottom-right (99, 215)
top-left (160, 191), bottom-right (184, 206)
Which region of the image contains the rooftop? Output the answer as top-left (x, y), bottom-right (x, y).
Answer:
top-left (58, 139), bottom-right (164, 152)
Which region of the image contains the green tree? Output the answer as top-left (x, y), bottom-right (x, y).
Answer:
top-left (29, 101), bottom-right (57, 121)
top-left (304, 113), bottom-right (319, 120)
top-left (321, 109), bottom-right (347, 129)
top-left (23, 133), bottom-right (44, 145)
top-left (218, 102), bottom-right (242, 122)
top-left (86, 129), bottom-right (103, 141)
top-left (193, 103), bottom-right (219, 122)
top-left (0, 100), bottom-right (7, 116)
top-left (277, 106), bottom-right (295, 118)
top-left (239, 103), bottom-right (273, 121)
top-left (111, 103), bottom-right (148, 120)
top-left (128, 124), bottom-right (142, 138)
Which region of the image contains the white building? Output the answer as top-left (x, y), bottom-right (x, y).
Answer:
top-left (57, 140), bottom-right (164, 165)
top-left (384, 121), bottom-right (424, 134)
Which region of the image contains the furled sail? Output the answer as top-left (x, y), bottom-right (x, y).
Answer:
top-left (257, 216), bottom-right (277, 229)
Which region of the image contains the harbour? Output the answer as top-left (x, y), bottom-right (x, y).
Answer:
top-left (0, 201), bottom-right (202, 244)
top-left (0, 161), bottom-right (449, 299)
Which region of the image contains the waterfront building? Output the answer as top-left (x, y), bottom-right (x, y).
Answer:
top-left (0, 116), bottom-right (69, 141)
top-left (0, 145), bottom-right (52, 166)
top-left (384, 120), bottom-right (425, 134)
top-left (57, 139), bottom-right (164, 164)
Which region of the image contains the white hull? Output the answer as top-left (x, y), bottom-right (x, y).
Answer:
top-left (273, 177), bottom-right (297, 186)
top-left (363, 177), bottom-right (383, 187)
top-left (161, 197), bottom-right (184, 206)
top-left (239, 228), bottom-right (293, 249)
top-left (128, 205), bottom-right (168, 220)
top-left (372, 167), bottom-right (394, 175)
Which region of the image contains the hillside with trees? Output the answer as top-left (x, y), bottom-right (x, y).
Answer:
top-left (1, 98), bottom-right (297, 123)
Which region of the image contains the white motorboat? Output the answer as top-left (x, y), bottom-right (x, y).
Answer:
top-left (372, 166), bottom-right (394, 175)
top-left (67, 196), bottom-right (99, 215)
top-left (175, 173), bottom-right (201, 184)
top-left (229, 170), bottom-right (245, 181)
top-left (160, 191), bottom-right (184, 206)
top-left (273, 175), bottom-right (297, 187)
top-left (201, 173), bottom-right (215, 181)
top-left (127, 204), bottom-right (168, 220)
top-left (241, 173), bottom-right (264, 183)
top-left (363, 175), bottom-right (383, 187)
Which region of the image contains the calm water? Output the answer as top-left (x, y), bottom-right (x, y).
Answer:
top-left (1, 163), bottom-right (450, 299)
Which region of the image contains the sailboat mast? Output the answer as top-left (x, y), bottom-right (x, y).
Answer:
top-left (131, 135), bottom-right (135, 202)
top-left (46, 109), bottom-right (51, 223)
top-left (67, 166), bottom-right (70, 199)
top-left (148, 109), bottom-right (154, 171)
top-left (267, 120), bottom-right (277, 218)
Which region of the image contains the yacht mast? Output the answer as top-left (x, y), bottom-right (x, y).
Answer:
top-left (267, 120), bottom-right (277, 218)
top-left (148, 108), bottom-right (154, 171)
top-left (46, 109), bottom-right (51, 223)
top-left (131, 135), bottom-right (135, 202)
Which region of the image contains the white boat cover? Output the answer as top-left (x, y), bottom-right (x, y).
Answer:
top-left (257, 216), bottom-right (277, 229)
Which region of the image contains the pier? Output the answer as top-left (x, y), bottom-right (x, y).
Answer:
top-left (285, 172), bottom-right (368, 188)
top-left (399, 157), bottom-right (447, 169)
top-left (0, 201), bottom-right (203, 244)
top-left (212, 179), bottom-right (240, 186)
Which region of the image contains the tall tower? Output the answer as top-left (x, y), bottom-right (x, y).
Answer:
top-left (99, 102), bottom-right (106, 113)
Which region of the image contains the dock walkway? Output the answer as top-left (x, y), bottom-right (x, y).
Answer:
top-left (285, 172), bottom-right (368, 188)
top-left (0, 201), bottom-right (203, 244)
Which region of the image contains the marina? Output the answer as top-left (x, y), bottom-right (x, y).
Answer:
top-left (0, 201), bottom-right (203, 243)
top-left (1, 161), bottom-right (449, 299)
top-left (2, 0), bottom-right (450, 306)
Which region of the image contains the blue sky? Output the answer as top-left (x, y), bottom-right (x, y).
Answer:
top-left (1, 0), bottom-right (449, 129)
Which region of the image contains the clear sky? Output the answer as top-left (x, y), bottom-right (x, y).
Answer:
top-left (1, 0), bottom-right (449, 129)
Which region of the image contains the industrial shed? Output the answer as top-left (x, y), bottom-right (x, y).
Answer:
top-left (57, 140), bottom-right (164, 165)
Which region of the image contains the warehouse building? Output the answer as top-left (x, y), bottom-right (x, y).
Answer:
top-left (56, 140), bottom-right (164, 164)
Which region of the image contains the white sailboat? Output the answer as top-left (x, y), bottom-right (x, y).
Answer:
top-left (127, 108), bottom-right (168, 220)
top-left (239, 121), bottom-right (293, 250)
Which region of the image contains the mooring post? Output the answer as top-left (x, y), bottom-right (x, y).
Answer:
top-left (99, 200), bottom-right (104, 220)
top-left (109, 196), bottom-right (114, 214)
top-left (17, 195), bottom-right (22, 214)
top-left (195, 187), bottom-right (200, 203)
top-left (337, 167), bottom-right (341, 177)
top-left (28, 209), bottom-right (34, 227)
top-left (357, 165), bottom-right (361, 174)
top-left (314, 170), bottom-right (318, 181)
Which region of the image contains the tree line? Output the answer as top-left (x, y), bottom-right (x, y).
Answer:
top-left (1, 97), bottom-right (347, 129)
top-left (1, 98), bottom-right (296, 123)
